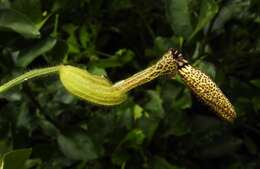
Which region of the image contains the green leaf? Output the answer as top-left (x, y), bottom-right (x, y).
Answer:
top-left (16, 102), bottom-right (31, 129)
top-left (110, 0), bottom-right (133, 10)
top-left (93, 49), bottom-right (134, 68)
top-left (0, 140), bottom-right (12, 157)
top-left (57, 132), bottom-right (103, 161)
top-left (38, 118), bottom-right (59, 137)
top-left (250, 79), bottom-right (260, 88)
top-left (163, 109), bottom-right (190, 137)
top-left (115, 104), bottom-right (134, 130)
top-left (51, 0), bottom-right (72, 12)
top-left (137, 117), bottom-right (159, 143)
top-left (46, 39), bottom-right (69, 64)
top-left (190, 0), bottom-right (219, 40)
top-left (88, 65), bottom-right (107, 76)
top-left (195, 60), bottom-right (216, 79)
top-left (79, 25), bottom-right (91, 49)
top-left (243, 135), bottom-right (257, 155)
top-left (212, 0), bottom-right (250, 31)
top-left (151, 156), bottom-right (183, 169)
top-left (79, 24), bottom-right (97, 50)
top-left (153, 36), bottom-right (182, 53)
top-left (252, 97), bottom-right (260, 112)
top-left (112, 150), bottom-right (130, 166)
top-left (0, 8), bottom-right (40, 38)
top-left (160, 83), bottom-right (191, 136)
top-left (133, 104), bottom-right (143, 120)
top-left (119, 129), bottom-right (145, 148)
top-left (145, 90), bottom-right (165, 119)
top-left (63, 24), bottom-right (80, 54)
top-left (165, 0), bottom-right (193, 39)
top-left (173, 88), bottom-right (192, 110)
top-left (0, 148), bottom-right (32, 169)
top-left (16, 37), bottom-right (57, 67)
top-left (12, 0), bottom-right (42, 24)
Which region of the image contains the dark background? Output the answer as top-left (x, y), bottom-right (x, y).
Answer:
top-left (0, 0), bottom-right (260, 169)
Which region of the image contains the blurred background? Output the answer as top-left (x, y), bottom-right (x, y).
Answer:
top-left (0, 0), bottom-right (260, 169)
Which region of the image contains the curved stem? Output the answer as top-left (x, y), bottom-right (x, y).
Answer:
top-left (113, 65), bottom-right (158, 92)
top-left (0, 65), bottom-right (61, 93)
top-left (113, 50), bottom-right (177, 92)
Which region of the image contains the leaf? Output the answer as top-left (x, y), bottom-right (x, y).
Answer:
top-left (199, 137), bottom-right (242, 158)
top-left (212, 0), bottom-right (250, 31)
top-left (145, 90), bottom-right (165, 119)
top-left (137, 117), bottom-right (159, 143)
top-left (151, 156), bottom-right (183, 169)
top-left (16, 102), bottom-right (32, 129)
top-left (51, 0), bottom-right (72, 12)
top-left (115, 103), bottom-right (134, 130)
top-left (243, 135), bottom-right (257, 155)
top-left (79, 24), bottom-right (97, 50)
top-left (153, 36), bottom-right (182, 53)
top-left (38, 118), bottom-right (59, 137)
top-left (189, 0), bottom-right (219, 40)
top-left (0, 140), bottom-right (12, 157)
top-left (16, 37), bottom-right (57, 67)
top-left (12, 0), bottom-right (42, 24)
top-left (119, 129), bottom-right (145, 148)
top-left (63, 24), bottom-right (80, 54)
top-left (0, 148), bottom-right (32, 169)
top-left (133, 104), bottom-right (143, 120)
top-left (87, 65), bottom-right (107, 76)
top-left (252, 97), bottom-right (260, 112)
top-left (79, 25), bottom-right (91, 49)
top-left (172, 88), bottom-right (192, 110)
top-left (46, 39), bottom-right (69, 64)
top-left (160, 83), bottom-right (191, 136)
top-left (250, 79), bottom-right (260, 88)
top-left (57, 132), bottom-right (103, 161)
top-left (109, 0), bottom-right (133, 11)
top-left (112, 150), bottom-right (129, 166)
top-left (93, 49), bottom-right (134, 68)
top-left (13, 0), bottom-right (50, 30)
top-left (165, 0), bottom-right (193, 39)
top-left (163, 109), bottom-right (190, 137)
top-left (195, 60), bottom-right (216, 79)
top-left (0, 8), bottom-right (40, 38)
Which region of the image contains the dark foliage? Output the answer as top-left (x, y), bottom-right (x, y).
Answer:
top-left (0, 0), bottom-right (260, 169)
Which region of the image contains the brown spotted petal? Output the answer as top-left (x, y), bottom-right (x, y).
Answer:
top-left (178, 64), bottom-right (236, 122)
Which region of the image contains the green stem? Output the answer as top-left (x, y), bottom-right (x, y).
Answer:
top-left (113, 65), bottom-right (158, 92)
top-left (0, 65), bottom-right (61, 93)
top-left (113, 50), bottom-right (178, 92)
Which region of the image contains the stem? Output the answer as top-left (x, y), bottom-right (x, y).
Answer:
top-left (113, 50), bottom-right (177, 92)
top-left (113, 64), bottom-right (160, 92)
top-left (0, 66), bottom-right (61, 93)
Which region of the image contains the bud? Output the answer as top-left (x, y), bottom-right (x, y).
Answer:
top-left (59, 65), bottom-right (127, 106)
top-left (169, 49), bottom-right (236, 122)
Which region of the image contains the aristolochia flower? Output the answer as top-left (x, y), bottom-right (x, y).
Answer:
top-left (170, 49), bottom-right (236, 122)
